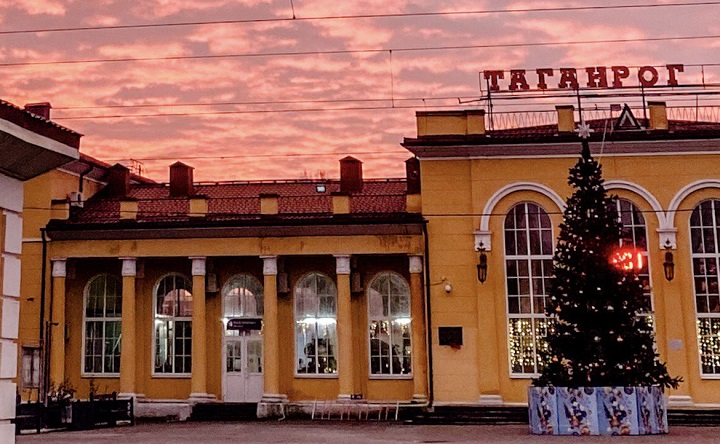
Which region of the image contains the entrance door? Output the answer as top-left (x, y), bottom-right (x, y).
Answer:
top-left (224, 331), bottom-right (263, 402)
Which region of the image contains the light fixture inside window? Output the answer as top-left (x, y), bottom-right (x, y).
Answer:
top-left (316, 185), bottom-right (326, 193)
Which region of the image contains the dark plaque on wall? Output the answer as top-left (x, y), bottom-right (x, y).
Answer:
top-left (438, 326), bottom-right (463, 347)
top-left (227, 318), bottom-right (262, 331)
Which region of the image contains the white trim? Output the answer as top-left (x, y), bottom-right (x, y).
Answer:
top-left (21, 238), bottom-right (43, 243)
top-left (189, 257), bottom-right (206, 276)
top-left (56, 167), bottom-right (106, 184)
top-left (408, 256), bottom-right (423, 274)
top-left (51, 258), bottom-right (67, 278)
top-left (81, 274), bottom-right (123, 377)
top-left (479, 182), bottom-right (565, 251)
top-left (334, 255), bottom-right (351, 275)
top-left (120, 257), bottom-right (137, 277)
top-left (0, 118), bottom-right (78, 159)
top-left (151, 273), bottom-right (193, 377)
top-left (605, 180), bottom-right (667, 227)
top-left (261, 256), bottom-right (278, 276)
top-left (366, 271), bottom-right (413, 378)
top-left (668, 180), bottom-right (720, 228)
top-left (0, 174), bottom-right (23, 213)
top-left (293, 373), bottom-right (338, 379)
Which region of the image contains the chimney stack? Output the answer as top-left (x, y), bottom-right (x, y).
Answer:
top-left (556, 105), bottom-right (575, 133)
top-left (24, 102), bottom-right (52, 120)
top-left (169, 162), bottom-right (195, 197)
top-left (106, 164), bottom-right (131, 198)
top-left (405, 157), bottom-right (421, 195)
top-left (648, 102), bottom-right (669, 130)
top-left (340, 156), bottom-right (363, 194)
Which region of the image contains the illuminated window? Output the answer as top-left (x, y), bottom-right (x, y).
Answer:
top-left (22, 347), bottom-right (41, 388)
top-left (295, 273), bottom-right (337, 375)
top-left (154, 274), bottom-right (193, 374)
top-left (615, 198), bottom-right (652, 312)
top-left (691, 200), bottom-right (720, 375)
top-left (83, 274), bottom-right (122, 374)
top-left (222, 274), bottom-right (264, 337)
top-left (504, 202), bottom-right (554, 375)
top-left (368, 272), bottom-right (412, 376)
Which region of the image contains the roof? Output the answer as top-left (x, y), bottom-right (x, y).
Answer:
top-left (402, 118), bottom-right (720, 158)
top-left (48, 179), bottom-right (420, 234)
top-left (0, 99), bottom-right (82, 148)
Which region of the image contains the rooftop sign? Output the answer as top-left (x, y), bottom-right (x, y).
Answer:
top-left (483, 64), bottom-right (684, 92)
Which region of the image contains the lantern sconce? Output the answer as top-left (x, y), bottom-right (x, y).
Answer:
top-left (663, 243), bottom-right (675, 282)
top-left (477, 243), bottom-right (488, 284)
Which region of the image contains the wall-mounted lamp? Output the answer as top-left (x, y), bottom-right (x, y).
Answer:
top-left (663, 247), bottom-right (675, 282)
top-left (477, 243), bottom-right (488, 284)
top-left (444, 283), bottom-right (452, 293)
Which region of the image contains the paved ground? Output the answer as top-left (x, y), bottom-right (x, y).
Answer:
top-left (15, 421), bottom-right (720, 443)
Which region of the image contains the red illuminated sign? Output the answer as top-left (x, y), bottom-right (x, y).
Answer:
top-left (483, 64), bottom-right (684, 92)
top-left (611, 249), bottom-right (644, 272)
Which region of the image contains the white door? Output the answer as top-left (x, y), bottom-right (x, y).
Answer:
top-left (224, 331), bottom-right (263, 402)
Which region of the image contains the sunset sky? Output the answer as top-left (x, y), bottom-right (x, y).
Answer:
top-left (2, 0), bottom-right (720, 181)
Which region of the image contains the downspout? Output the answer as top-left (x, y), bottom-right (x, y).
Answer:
top-left (422, 220), bottom-right (434, 407)
top-left (39, 228), bottom-right (48, 403)
top-left (45, 240), bottom-right (55, 405)
top-left (78, 164), bottom-right (93, 193)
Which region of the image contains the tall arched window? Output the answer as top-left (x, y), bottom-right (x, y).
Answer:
top-left (154, 274), bottom-right (193, 374)
top-left (368, 272), bottom-right (412, 376)
top-left (222, 274), bottom-right (264, 337)
top-left (83, 274), bottom-right (122, 374)
top-left (615, 198), bottom-right (652, 312)
top-left (295, 273), bottom-right (337, 375)
top-left (691, 200), bottom-right (720, 375)
top-left (504, 202), bottom-right (554, 375)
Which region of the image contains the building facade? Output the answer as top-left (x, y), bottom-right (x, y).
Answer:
top-left (0, 101), bottom-right (81, 442)
top-left (403, 103), bottom-right (720, 407)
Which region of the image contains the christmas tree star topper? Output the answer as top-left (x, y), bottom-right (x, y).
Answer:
top-left (575, 121), bottom-right (594, 139)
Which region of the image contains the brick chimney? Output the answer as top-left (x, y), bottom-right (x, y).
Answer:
top-left (340, 156), bottom-right (363, 194)
top-left (24, 102), bottom-right (52, 120)
top-left (556, 105), bottom-right (575, 133)
top-left (106, 164), bottom-right (131, 198)
top-left (405, 157), bottom-right (421, 194)
top-left (169, 162), bottom-right (194, 197)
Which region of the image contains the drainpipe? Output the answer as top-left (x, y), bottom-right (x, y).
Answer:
top-left (45, 241), bottom-right (55, 406)
top-left (78, 163), bottom-right (94, 193)
top-left (422, 220), bottom-right (434, 407)
top-left (39, 228), bottom-right (48, 403)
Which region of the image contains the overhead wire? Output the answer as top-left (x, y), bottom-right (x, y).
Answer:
top-left (1, 1), bottom-right (718, 36)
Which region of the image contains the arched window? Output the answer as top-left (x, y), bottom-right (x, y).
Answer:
top-left (368, 272), bottom-right (412, 376)
top-left (504, 202), bottom-right (554, 375)
top-left (83, 274), bottom-right (122, 374)
top-left (295, 273), bottom-right (337, 375)
top-left (222, 274), bottom-right (264, 337)
top-left (615, 198), bottom-right (651, 312)
top-left (154, 274), bottom-right (193, 374)
top-left (691, 200), bottom-right (720, 375)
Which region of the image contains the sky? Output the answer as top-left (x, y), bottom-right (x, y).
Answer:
top-left (1, 0), bottom-right (720, 182)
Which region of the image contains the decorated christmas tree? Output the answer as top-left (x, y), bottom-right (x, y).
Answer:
top-left (535, 127), bottom-right (681, 390)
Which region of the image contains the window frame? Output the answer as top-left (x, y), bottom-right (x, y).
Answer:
top-left (614, 198), bottom-right (653, 314)
top-left (690, 199), bottom-right (720, 379)
top-left (22, 346), bottom-right (41, 389)
top-left (503, 202), bottom-right (554, 379)
top-left (81, 274), bottom-right (122, 377)
top-left (152, 272), bottom-right (193, 378)
top-left (366, 271), bottom-right (413, 379)
top-left (293, 272), bottom-right (338, 378)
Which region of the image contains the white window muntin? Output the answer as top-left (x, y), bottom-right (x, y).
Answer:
top-left (222, 273), bottom-right (264, 337)
top-left (503, 202), bottom-right (554, 378)
top-left (153, 273), bottom-right (193, 376)
top-left (82, 274), bottom-right (122, 376)
top-left (367, 271), bottom-right (412, 378)
top-left (294, 272), bottom-right (338, 377)
top-left (615, 198), bottom-right (653, 314)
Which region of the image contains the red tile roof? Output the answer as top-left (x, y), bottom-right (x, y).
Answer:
top-left (62, 179), bottom-right (412, 227)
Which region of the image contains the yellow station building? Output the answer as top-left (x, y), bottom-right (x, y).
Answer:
top-left (13, 100), bottom-right (720, 419)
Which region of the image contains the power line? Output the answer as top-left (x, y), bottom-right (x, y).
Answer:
top-left (3, 34), bottom-right (720, 68)
top-left (101, 150), bottom-right (401, 162)
top-left (1, 1), bottom-right (718, 36)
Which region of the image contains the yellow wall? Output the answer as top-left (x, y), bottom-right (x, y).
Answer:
top-left (421, 153), bottom-right (720, 405)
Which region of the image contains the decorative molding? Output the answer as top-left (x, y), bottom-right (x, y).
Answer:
top-left (261, 255), bottom-right (278, 276)
top-left (473, 230), bottom-right (492, 252)
top-left (478, 394), bottom-right (504, 406)
top-left (409, 255), bottom-right (423, 274)
top-left (189, 256), bottom-right (206, 276)
top-left (334, 255), bottom-right (351, 275)
top-left (51, 258), bottom-right (67, 278)
top-left (605, 180), bottom-right (667, 227)
top-left (667, 395), bottom-right (694, 408)
top-left (479, 182), bottom-right (566, 242)
top-left (667, 179), bottom-right (720, 228)
top-left (657, 228), bottom-right (678, 250)
top-left (120, 257), bottom-right (137, 277)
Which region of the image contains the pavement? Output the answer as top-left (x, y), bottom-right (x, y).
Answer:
top-left (15, 421), bottom-right (720, 443)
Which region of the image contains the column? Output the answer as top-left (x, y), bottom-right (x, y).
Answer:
top-left (119, 258), bottom-right (137, 397)
top-left (49, 258), bottom-right (67, 386)
top-left (189, 257), bottom-right (212, 401)
top-left (258, 256), bottom-right (286, 418)
top-left (409, 256), bottom-right (429, 403)
top-left (335, 254), bottom-right (354, 400)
